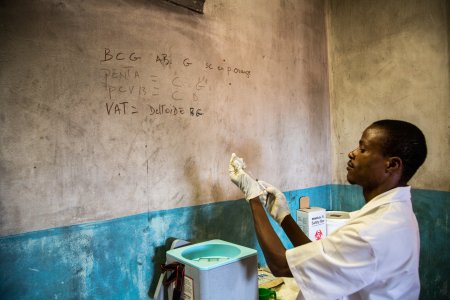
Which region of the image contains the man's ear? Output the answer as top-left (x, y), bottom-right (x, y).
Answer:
top-left (386, 157), bottom-right (403, 174)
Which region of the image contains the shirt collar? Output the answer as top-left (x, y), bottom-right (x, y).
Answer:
top-left (360, 186), bottom-right (411, 213)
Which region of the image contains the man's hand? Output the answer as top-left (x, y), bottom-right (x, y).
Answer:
top-left (228, 153), bottom-right (264, 201)
top-left (258, 181), bottom-right (291, 224)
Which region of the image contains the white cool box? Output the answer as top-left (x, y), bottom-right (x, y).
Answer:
top-left (326, 211), bottom-right (351, 234)
top-left (166, 239), bottom-right (258, 300)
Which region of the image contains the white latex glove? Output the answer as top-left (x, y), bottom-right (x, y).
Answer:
top-left (258, 181), bottom-right (291, 224)
top-left (228, 153), bottom-right (264, 201)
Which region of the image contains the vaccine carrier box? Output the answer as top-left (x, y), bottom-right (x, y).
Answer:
top-left (166, 239), bottom-right (258, 300)
top-left (296, 197), bottom-right (326, 241)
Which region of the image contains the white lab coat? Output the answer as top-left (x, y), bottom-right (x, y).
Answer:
top-left (286, 186), bottom-right (420, 300)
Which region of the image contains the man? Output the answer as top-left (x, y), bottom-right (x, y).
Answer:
top-left (229, 119), bottom-right (427, 299)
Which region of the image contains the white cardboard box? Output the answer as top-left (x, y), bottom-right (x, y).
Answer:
top-left (296, 197), bottom-right (326, 241)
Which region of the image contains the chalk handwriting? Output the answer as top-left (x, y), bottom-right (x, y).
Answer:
top-left (195, 76), bottom-right (207, 91)
top-left (148, 104), bottom-right (204, 117)
top-left (105, 102), bottom-right (205, 118)
top-left (149, 104), bottom-right (185, 116)
top-left (190, 107), bottom-right (203, 117)
top-left (107, 85), bottom-right (147, 100)
top-left (101, 48), bottom-right (141, 62)
top-left (100, 67), bottom-right (140, 81)
top-left (156, 53), bottom-right (171, 67)
top-left (205, 61), bottom-right (251, 78)
top-left (100, 49), bottom-right (252, 79)
top-left (183, 58), bottom-right (192, 67)
top-left (106, 101), bottom-right (133, 115)
top-left (99, 48), bottom-right (253, 121)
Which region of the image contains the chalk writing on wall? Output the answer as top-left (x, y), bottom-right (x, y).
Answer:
top-left (99, 48), bottom-right (251, 119)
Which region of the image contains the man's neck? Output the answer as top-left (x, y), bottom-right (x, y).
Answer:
top-left (363, 183), bottom-right (405, 203)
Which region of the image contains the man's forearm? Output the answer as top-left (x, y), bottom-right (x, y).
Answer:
top-left (249, 197), bottom-right (292, 277)
top-left (281, 215), bottom-right (311, 247)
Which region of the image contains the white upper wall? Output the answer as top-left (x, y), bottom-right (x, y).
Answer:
top-left (0, 0), bottom-right (330, 235)
top-left (327, 0), bottom-right (449, 191)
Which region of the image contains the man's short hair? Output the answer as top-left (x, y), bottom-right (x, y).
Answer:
top-left (370, 119), bottom-right (427, 183)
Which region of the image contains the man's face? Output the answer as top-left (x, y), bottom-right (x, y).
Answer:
top-left (346, 127), bottom-right (389, 189)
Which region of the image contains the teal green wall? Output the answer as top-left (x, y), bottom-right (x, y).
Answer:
top-left (1, 185), bottom-right (448, 299)
top-left (0, 200), bottom-right (253, 299)
top-left (0, 186), bottom-right (330, 299)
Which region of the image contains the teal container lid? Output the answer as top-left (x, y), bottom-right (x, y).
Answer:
top-left (166, 239), bottom-right (257, 270)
